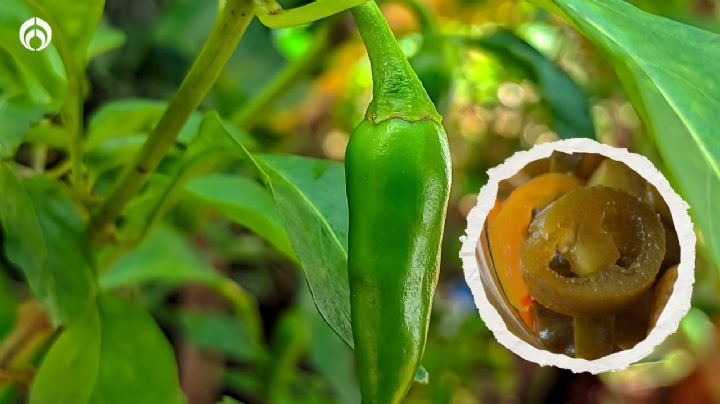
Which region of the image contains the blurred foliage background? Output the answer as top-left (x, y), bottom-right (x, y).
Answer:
top-left (62, 0), bottom-right (720, 402)
top-left (3, 0), bottom-right (720, 403)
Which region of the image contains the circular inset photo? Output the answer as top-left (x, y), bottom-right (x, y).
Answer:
top-left (460, 139), bottom-right (695, 373)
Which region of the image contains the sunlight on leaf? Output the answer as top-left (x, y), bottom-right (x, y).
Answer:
top-left (535, 0), bottom-right (720, 266)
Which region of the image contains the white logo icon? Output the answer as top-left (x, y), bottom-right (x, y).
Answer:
top-left (19, 17), bottom-right (52, 51)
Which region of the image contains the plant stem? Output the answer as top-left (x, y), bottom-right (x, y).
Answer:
top-left (232, 23), bottom-right (331, 129)
top-left (351, 1), bottom-right (440, 123)
top-left (255, 0), bottom-right (367, 28)
top-left (132, 152), bottom-right (228, 246)
top-left (26, 0), bottom-right (86, 195)
top-left (87, 0), bottom-right (255, 241)
top-left (0, 301), bottom-right (51, 369)
top-left (32, 145), bottom-right (47, 172)
top-left (219, 279), bottom-right (265, 346)
top-left (63, 73), bottom-right (84, 194)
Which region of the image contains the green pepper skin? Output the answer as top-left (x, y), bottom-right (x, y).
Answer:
top-left (347, 118), bottom-right (451, 404)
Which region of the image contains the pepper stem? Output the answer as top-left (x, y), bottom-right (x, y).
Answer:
top-left (255, 0), bottom-right (366, 28)
top-left (351, 1), bottom-right (440, 123)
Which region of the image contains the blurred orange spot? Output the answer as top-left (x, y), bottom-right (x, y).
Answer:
top-left (316, 42), bottom-right (365, 95)
top-left (488, 173), bottom-right (582, 327)
top-left (381, 3), bottom-right (418, 35)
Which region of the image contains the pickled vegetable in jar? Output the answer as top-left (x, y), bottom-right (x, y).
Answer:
top-left (485, 152), bottom-right (680, 359)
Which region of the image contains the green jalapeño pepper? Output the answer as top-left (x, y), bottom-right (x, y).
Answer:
top-left (348, 2), bottom-right (451, 403)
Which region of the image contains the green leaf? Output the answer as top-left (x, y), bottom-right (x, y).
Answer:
top-left (101, 226), bottom-right (226, 289)
top-left (85, 102), bottom-right (256, 176)
top-left (534, 0), bottom-right (720, 265)
top-left (0, 1), bottom-right (66, 155)
top-left (265, 308), bottom-right (308, 401)
top-left (87, 23), bottom-right (126, 60)
top-left (200, 114), bottom-right (429, 383)
top-left (87, 98), bottom-right (202, 147)
top-left (88, 294), bottom-right (185, 403)
top-left (185, 174), bottom-right (297, 261)
top-left (29, 300), bottom-right (101, 404)
top-left (471, 29), bottom-right (595, 139)
top-left (28, 0), bottom-right (105, 65)
top-left (300, 286), bottom-right (359, 403)
top-left (0, 2), bottom-right (66, 108)
top-left (0, 97), bottom-right (47, 158)
top-left (0, 386), bottom-right (21, 404)
top-left (151, 0), bottom-right (216, 58)
top-left (254, 154), bottom-right (353, 345)
top-left (86, 135), bottom-right (147, 176)
top-left (223, 370), bottom-right (263, 395)
top-left (116, 111), bottom-right (259, 242)
top-left (0, 264), bottom-right (18, 340)
top-left (177, 310), bottom-right (261, 361)
top-left (24, 120), bottom-right (70, 149)
top-left (193, 113), bottom-right (354, 347)
top-left (101, 226), bottom-right (263, 344)
top-left (0, 164), bottom-right (95, 325)
top-left (30, 293), bottom-right (185, 404)
top-left (112, 174), bottom-right (176, 239)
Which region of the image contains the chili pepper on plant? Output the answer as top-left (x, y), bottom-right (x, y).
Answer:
top-left (347, 2), bottom-right (452, 403)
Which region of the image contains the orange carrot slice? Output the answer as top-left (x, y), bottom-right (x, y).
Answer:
top-left (488, 173), bottom-right (582, 327)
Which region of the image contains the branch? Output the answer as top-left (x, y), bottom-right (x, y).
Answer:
top-left (87, 0), bottom-right (255, 242)
top-left (255, 0), bottom-right (367, 28)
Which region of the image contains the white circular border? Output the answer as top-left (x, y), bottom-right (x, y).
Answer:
top-left (459, 138), bottom-right (696, 374)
